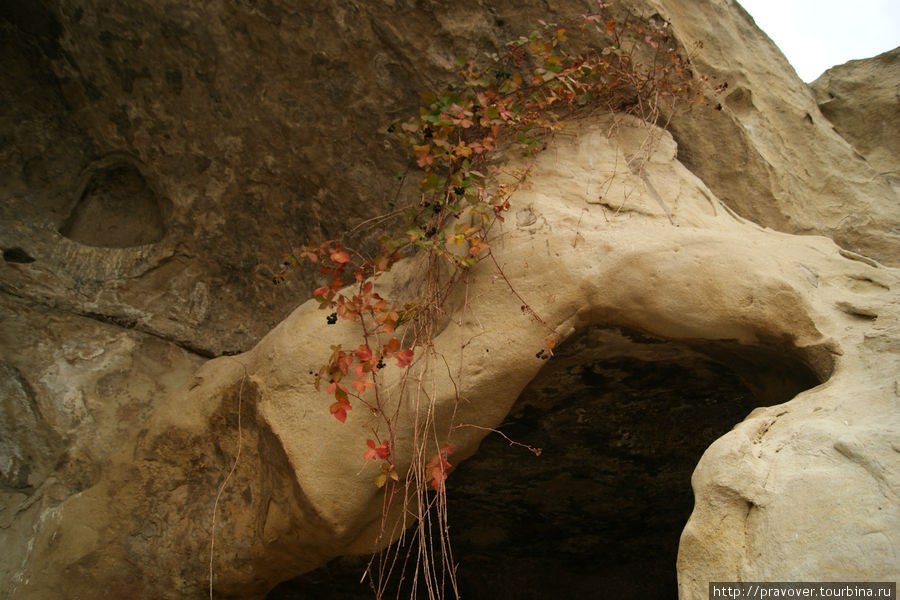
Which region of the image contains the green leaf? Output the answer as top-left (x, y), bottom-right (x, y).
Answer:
top-left (420, 172), bottom-right (444, 192)
top-left (545, 54), bottom-right (562, 73)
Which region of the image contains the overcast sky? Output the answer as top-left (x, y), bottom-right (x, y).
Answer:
top-left (737, 0), bottom-right (900, 82)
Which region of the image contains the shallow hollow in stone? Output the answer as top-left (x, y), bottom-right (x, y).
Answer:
top-left (59, 156), bottom-right (169, 248)
top-left (267, 326), bottom-right (826, 600)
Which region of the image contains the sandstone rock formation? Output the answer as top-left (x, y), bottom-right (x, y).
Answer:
top-left (1, 1), bottom-right (898, 599)
top-left (811, 47), bottom-right (900, 178)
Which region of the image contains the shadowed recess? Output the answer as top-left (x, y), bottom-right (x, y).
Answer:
top-left (59, 160), bottom-right (168, 248)
top-left (267, 326), bottom-right (826, 600)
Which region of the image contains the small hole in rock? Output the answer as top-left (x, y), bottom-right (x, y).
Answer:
top-left (3, 247), bottom-right (36, 263)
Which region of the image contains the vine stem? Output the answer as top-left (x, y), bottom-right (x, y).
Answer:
top-left (487, 249), bottom-right (558, 341)
top-left (453, 423), bottom-right (542, 456)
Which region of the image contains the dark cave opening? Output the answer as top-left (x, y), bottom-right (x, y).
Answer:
top-left (268, 326), bottom-right (825, 600)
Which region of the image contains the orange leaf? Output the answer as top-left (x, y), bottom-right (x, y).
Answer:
top-left (330, 249), bottom-right (350, 264)
top-left (351, 377), bottom-right (375, 394)
top-left (329, 399), bottom-right (351, 422)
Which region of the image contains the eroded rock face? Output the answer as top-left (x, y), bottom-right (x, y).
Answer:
top-left (1, 1), bottom-right (899, 599)
top-left (0, 293), bottom-right (205, 594)
top-left (810, 47), bottom-right (900, 178)
top-left (1, 0), bottom-right (636, 357)
top-left (655, 0), bottom-right (900, 266)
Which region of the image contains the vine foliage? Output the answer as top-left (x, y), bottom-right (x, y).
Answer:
top-left (274, 5), bottom-right (705, 598)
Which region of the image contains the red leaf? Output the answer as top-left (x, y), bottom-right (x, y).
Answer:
top-left (394, 348), bottom-right (414, 368)
top-left (425, 444), bottom-right (455, 491)
top-left (351, 377), bottom-right (374, 393)
top-left (329, 399), bottom-right (351, 422)
top-left (353, 345), bottom-right (373, 362)
top-left (314, 286), bottom-right (333, 304)
top-left (363, 439), bottom-right (390, 461)
top-left (383, 337), bottom-right (401, 355)
top-left (331, 249), bottom-right (350, 264)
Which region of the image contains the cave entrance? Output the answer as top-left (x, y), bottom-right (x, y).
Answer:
top-left (443, 326), bottom-right (824, 600)
top-left (268, 326), bottom-right (826, 600)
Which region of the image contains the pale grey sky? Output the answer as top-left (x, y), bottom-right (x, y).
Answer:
top-left (737, 0), bottom-right (900, 82)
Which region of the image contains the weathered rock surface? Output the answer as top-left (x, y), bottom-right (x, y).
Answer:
top-left (0, 292), bottom-right (205, 594)
top-left (1, 1), bottom-right (898, 599)
top-left (656, 0), bottom-right (900, 266)
top-left (811, 47), bottom-right (900, 177)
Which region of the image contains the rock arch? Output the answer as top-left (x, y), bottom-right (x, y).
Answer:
top-left (272, 325), bottom-right (829, 599)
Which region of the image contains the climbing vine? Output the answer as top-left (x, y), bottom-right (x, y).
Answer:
top-left (273, 4), bottom-right (706, 598)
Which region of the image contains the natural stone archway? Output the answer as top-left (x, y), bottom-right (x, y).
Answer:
top-left (269, 326), bottom-right (827, 599)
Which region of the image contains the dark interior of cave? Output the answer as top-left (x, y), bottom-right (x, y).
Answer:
top-left (267, 326), bottom-right (824, 600)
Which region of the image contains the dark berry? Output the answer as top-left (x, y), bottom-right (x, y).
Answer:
top-left (326, 312), bottom-right (338, 325)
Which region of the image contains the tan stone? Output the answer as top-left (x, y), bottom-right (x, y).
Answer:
top-left (811, 47), bottom-right (900, 177)
top-left (655, 0), bottom-right (900, 265)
